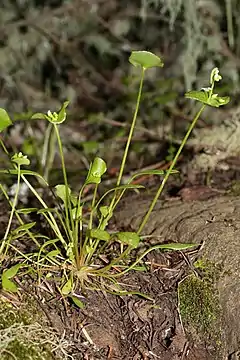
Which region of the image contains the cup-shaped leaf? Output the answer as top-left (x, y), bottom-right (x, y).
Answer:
top-left (11, 152), bottom-right (30, 166)
top-left (0, 108), bottom-right (12, 132)
top-left (89, 228), bottom-right (110, 241)
top-left (85, 157), bottom-right (107, 185)
top-left (116, 231), bottom-right (140, 248)
top-left (129, 51), bottom-right (164, 69)
top-left (56, 101), bottom-right (70, 124)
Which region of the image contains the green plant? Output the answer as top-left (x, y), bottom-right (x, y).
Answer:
top-left (0, 52), bottom-right (229, 305)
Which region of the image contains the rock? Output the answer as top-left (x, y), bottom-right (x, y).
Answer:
top-left (115, 194), bottom-right (240, 359)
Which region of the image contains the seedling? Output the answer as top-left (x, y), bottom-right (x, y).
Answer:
top-left (0, 52), bottom-right (229, 305)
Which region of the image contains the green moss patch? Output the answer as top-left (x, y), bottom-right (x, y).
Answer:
top-left (178, 259), bottom-right (222, 346)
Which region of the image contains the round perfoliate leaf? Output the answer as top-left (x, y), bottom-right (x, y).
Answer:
top-left (185, 90), bottom-right (230, 108)
top-left (0, 108), bottom-right (12, 132)
top-left (11, 152), bottom-right (30, 166)
top-left (129, 51), bottom-right (164, 69)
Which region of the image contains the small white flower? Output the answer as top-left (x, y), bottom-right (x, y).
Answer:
top-left (210, 67), bottom-right (222, 84)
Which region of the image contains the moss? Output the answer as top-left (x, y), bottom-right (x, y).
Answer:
top-left (0, 298), bottom-right (54, 360)
top-left (178, 259), bottom-right (222, 346)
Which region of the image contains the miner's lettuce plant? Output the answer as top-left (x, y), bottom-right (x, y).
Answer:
top-left (0, 51), bottom-right (229, 304)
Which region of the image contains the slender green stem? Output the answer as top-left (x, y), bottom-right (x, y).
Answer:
top-left (53, 124), bottom-right (74, 235)
top-left (116, 68), bottom-right (145, 187)
top-left (88, 184), bottom-right (98, 231)
top-left (98, 68), bottom-right (146, 230)
top-left (2, 164), bottom-right (21, 246)
top-left (21, 175), bottom-right (67, 249)
top-left (137, 104), bottom-right (206, 235)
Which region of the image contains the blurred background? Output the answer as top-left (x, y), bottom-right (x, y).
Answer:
top-left (1, 0), bottom-right (240, 188)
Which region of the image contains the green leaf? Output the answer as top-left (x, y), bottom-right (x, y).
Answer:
top-left (56, 101), bottom-right (69, 124)
top-left (69, 295), bottom-right (85, 309)
top-left (46, 250), bottom-right (61, 257)
top-left (37, 208), bottom-right (55, 214)
top-left (89, 228), bottom-right (110, 241)
top-left (11, 152), bottom-right (30, 166)
top-left (185, 90), bottom-right (230, 107)
top-left (207, 95), bottom-right (230, 107)
top-left (116, 232), bottom-right (140, 248)
top-left (55, 184), bottom-right (71, 203)
top-left (99, 206), bottom-right (110, 218)
top-left (156, 243), bottom-right (196, 251)
top-left (2, 277), bottom-right (18, 293)
top-left (0, 108), bottom-right (12, 132)
top-left (61, 278), bottom-right (72, 295)
top-left (12, 222), bottom-right (36, 233)
top-left (3, 264), bottom-right (22, 279)
top-left (71, 206), bottom-right (82, 220)
top-left (31, 112), bottom-right (47, 120)
top-left (129, 51), bottom-right (164, 69)
top-left (185, 90), bottom-right (209, 103)
top-left (132, 169), bottom-right (179, 178)
top-left (16, 208), bottom-right (38, 214)
top-left (85, 157), bottom-right (107, 185)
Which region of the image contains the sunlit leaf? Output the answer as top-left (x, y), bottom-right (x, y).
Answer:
top-left (129, 51), bottom-right (164, 69)
top-left (2, 277), bottom-right (18, 293)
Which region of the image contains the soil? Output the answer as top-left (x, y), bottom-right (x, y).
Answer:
top-left (1, 171), bottom-right (240, 359)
